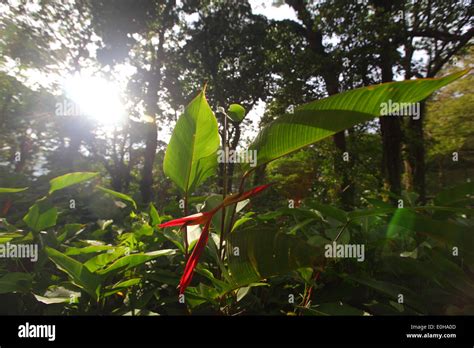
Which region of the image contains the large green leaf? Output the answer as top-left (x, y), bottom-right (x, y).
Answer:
top-left (97, 186), bottom-right (137, 209)
top-left (96, 249), bottom-right (176, 278)
top-left (226, 225), bottom-right (324, 286)
top-left (244, 70), bottom-right (468, 172)
top-left (49, 172), bottom-right (99, 194)
top-left (23, 204), bottom-right (57, 232)
top-left (45, 247), bottom-right (102, 299)
top-left (163, 88), bottom-right (220, 194)
top-left (83, 247), bottom-right (129, 273)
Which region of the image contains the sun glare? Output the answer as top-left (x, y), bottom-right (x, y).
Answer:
top-left (63, 74), bottom-right (125, 125)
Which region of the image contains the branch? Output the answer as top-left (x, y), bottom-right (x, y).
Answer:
top-left (408, 27), bottom-right (473, 42)
top-left (429, 28), bottom-right (474, 76)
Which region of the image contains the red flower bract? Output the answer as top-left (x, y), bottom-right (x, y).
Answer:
top-left (178, 220), bottom-right (211, 294)
top-left (158, 184), bottom-right (271, 294)
top-left (158, 211), bottom-right (215, 228)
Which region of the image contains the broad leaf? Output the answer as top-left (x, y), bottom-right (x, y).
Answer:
top-left (45, 247), bottom-right (102, 299)
top-left (49, 172), bottom-right (99, 194)
top-left (163, 88), bottom-right (220, 194)
top-left (149, 203), bottom-right (161, 226)
top-left (97, 249), bottom-right (176, 278)
top-left (83, 247), bottom-right (128, 273)
top-left (244, 70), bottom-right (468, 172)
top-left (65, 245), bottom-right (114, 256)
top-left (103, 278), bottom-right (142, 297)
top-left (23, 204), bottom-right (57, 232)
top-left (226, 225), bottom-right (324, 286)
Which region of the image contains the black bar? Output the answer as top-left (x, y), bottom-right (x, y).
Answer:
top-left (0, 315), bottom-right (472, 346)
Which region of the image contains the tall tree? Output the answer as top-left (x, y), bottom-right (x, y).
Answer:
top-left (400, 0), bottom-right (473, 202)
top-left (90, 0), bottom-right (179, 202)
top-left (321, 0), bottom-right (472, 202)
top-left (280, 0), bottom-right (355, 208)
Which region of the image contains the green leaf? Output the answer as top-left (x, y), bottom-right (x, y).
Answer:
top-left (0, 272), bottom-right (32, 294)
top-left (0, 187), bottom-right (28, 193)
top-left (227, 104), bottom-right (246, 122)
top-left (23, 204), bottom-right (58, 232)
top-left (57, 223), bottom-right (86, 243)
top-left (97, 249), bottom-right (176, 278)
top-left (103, 278), bottom-right (142, 297)
top-left (149, 203), bottom-right (161, 226)
top-left (226, 225), bottom-right (324, 286)
top-left (235, 283), bottom-right (268, 302)
top-left (97, 186), bottom-right (137, 210)
top-left (49, 172), bottom-right (99, 194)
top-left (65, 245), bottom-right (114, 256)
top-left (83, 247), bottom-right (128, 273)
top-left (45, 247), bottom-right (102, 300)
top-left (163, 88), bottom-right (220, 194)
top-left (133, 223), bottom-right (154, 238)
top-left (244, 70), bottom-right (468, 172)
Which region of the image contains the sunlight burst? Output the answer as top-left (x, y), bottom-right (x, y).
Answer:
top-left (63, 74), bottom-right (125, 125)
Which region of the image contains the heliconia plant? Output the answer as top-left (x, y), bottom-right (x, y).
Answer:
top-left (160, 69), bottom-right (469, 294)
top-left (159, 184), bottom-right (271, 293)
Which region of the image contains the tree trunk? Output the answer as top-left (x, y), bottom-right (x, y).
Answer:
top-left (380, 117), bottom-right (403, 196)
top-left (226, 122), bottom-right (241, 192)
top-left (286, 0), bottom-right (354, 208)
top-left (405, 101), bottom-right (427, 203)
top-left (140, 120), bottom-right (157, 203)
top-left (325, 75), bottom-right (354, 208)
top-left (140, 33), bottom-right (163, 203)
top-left (378, 12), bottom-right (403, 198)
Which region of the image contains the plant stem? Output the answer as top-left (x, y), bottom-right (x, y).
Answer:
top-left (218, 111), bottom-right (228, 262)
top-left (183, 195), bottom-right (189, 259)
top-left (301, 270), bottom-right (320, 308)
top-left (334, 220), bottom-right (350, 242)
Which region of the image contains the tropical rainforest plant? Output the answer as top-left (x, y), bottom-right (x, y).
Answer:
top-left (0, 69), bottom-right (472, 315)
